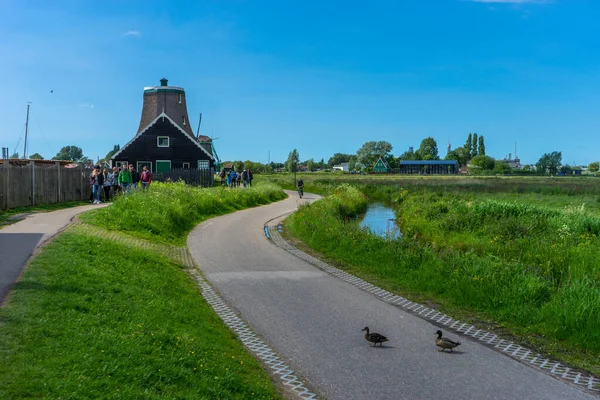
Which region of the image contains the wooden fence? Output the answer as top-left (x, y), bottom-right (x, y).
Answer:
top-left (152, 168), bottom-right (215, 187)
top-left (0, 162), bottom-right (89, 210)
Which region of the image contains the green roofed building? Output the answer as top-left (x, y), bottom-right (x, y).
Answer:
top-left (373, 157), bottom-right (391, 173)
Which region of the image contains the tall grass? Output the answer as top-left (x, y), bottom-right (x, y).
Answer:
top-left (81, 181), bottom-right (286, 245)
top-left (286, 184), bottom-right (600, 370)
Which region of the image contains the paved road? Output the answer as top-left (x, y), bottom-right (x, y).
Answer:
top-left (0, 204), bottom-right (104, 304)
top-left (188, 192), bottom-right (596, 400)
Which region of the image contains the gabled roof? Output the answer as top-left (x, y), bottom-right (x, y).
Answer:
top-left (112, 112), bottom-right (214, 160)
top-left (374, 157), bottom-right (390, 169)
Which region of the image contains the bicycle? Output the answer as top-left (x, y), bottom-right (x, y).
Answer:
top-left (298, 186), bottom-right (304, 198)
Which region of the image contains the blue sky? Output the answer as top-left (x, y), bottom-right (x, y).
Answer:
top-left (1, 0), bottom-right (599, 165)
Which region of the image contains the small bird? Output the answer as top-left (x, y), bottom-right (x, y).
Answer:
top-left (362, 327), bottom-right (389, 347)
top-left (50, 90), bottom-right (53, 93)
top-left (435, 330), bottom-right (461, 352)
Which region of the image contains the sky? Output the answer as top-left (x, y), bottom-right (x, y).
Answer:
top-left (1, 0), bottom-right (599, 166)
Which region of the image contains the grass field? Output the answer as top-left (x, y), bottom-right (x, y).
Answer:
top-left (0, 182), bottom-right (287, 399)
top-left (281, 175), bottom-right (600, 375)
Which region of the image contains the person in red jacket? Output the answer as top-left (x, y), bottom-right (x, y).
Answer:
top-left (141, 166), bottom-right (153, 190)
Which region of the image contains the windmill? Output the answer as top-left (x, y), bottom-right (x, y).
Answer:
top-left (196, 113), bottom-right (222, 171)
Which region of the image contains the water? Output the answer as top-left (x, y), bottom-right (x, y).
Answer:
top-left (359, 203), bottom-right (401, 239)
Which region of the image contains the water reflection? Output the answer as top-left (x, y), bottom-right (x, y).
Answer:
top-left (359, 203), bottom-right (401, 239)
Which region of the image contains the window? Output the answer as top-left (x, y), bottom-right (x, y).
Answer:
top-left (183, 162), bottom-right (190, 170)
top-left (157, 136), bottom-right (169, 147)
top-left (137, 161), bottom-right (152, 172)
top-left (182, 116), bottom-right (186, 126)
top-left (115, 161), bottom-right (128, 169)
top-left (178, 93), bottom-right (182, 104)
top-left (198, 160), bottom-right (209, 170)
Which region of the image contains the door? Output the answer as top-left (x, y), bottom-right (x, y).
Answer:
top-left (156, 160), bottom-right (171, 173)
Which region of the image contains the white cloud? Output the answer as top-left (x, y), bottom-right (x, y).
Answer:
top-left (78, 103), bottom-right (94, 109)
top-left (123, 30), bottom-right (141, 36)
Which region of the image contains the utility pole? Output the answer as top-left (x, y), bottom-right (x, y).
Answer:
top-left (23, 102), bottom-right (30, 159)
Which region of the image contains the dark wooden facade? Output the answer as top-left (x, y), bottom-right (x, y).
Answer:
top-left (112, 114), bottom-right (214, 173)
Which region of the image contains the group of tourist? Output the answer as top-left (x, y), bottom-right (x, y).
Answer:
top-left (219, 169), bottom-right (253, 188)
top-left (89, 164), bottom-right (153, 204)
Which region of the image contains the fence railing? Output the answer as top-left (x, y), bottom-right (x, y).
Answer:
top-left (152, 168), bottom-right (215, 187)
top-left (0, 162), bottom-right (89, 210)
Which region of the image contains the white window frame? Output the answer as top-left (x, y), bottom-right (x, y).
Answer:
top-left (157, 136), bottom-right (169, 147)
top-left (115, 161), bottom-right (128, 169)
top-left (178, 93), bottom-right (182, 104)
top-left (137, 161), bottom-right (152, 172)
top-left (182, 116), bottom-right (186, 126)
top-left (198, 160), bottom-right (210, 170)
top-left (156, 160), bottom-right (172, 172)
top-left (182, 162), bottom-right (190, 170)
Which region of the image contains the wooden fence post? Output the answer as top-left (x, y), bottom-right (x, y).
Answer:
top-left (31, 161), bottom-right (35, 207)
top-left (56, 161), bottom-right (61, 203)
top-left (2, 161), bottom-right (9, 210)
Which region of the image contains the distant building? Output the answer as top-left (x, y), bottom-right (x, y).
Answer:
top-left (332, 162), bottom-right (349, 172)
top-left (398, 160), bottom-right (459, 175)
top-left (112, 78), bottom-right (214, 172)
top-left (373, 157), bottom-right (391, 173)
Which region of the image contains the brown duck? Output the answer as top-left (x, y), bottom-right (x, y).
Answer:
top-left (435, 330), bottom-right (461, 352)
top-left (362, 327), bottom-right (389, 347)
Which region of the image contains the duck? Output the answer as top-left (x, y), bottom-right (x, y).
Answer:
top-left (435, 330), bottom-right (461, 352)
top-left (362, 327), bottom-right (389, 347)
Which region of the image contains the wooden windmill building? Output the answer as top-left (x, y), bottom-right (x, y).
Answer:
top-left (112, 78), bottom-right (214, 173)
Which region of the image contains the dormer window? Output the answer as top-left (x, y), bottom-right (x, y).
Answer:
top-left (157, 136), bottom-right (169, 147)
top-left (182, 116), bottom-right (186, 126)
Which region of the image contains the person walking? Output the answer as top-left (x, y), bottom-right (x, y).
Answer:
top-left (141, 166), bottom-right (153, 190)
top-left (93, 166), bottom-right (104, 204)
top-left (228, 170), bottom-right (236, 188)
top-left (220, 169), bottom-right (226, 186)
top-left (88, 168), bottom-right (96, 203)
top-left (102, 168), bottom-right (112, 202)
top-left (241, 169), bottom-right (248, 188)
top-left (236, 171), bottom-right (241, 187)
top-left (118, 164), bottom-right (132, 194)
top-left (248, 169), bottom-right (253, 187)
top-left (130, 164), bottom-right (140, 190)
top-left (111, 166), bottom-right (120, 196)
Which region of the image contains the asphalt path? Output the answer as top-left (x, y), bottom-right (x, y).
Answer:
top-left (0, 204), bottom-right (104, 304)
top-left (188, 191), bottom-right (596, 400)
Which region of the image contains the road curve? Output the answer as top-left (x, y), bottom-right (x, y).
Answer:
top-left (188, 191), bottom-right (596, 400)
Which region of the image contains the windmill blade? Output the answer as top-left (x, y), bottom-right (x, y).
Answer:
top-left (196, 112), bottom-right (202, 139)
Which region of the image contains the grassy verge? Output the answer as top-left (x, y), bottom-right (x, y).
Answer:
top-left (80, 181), bottom-right (287, 245)
top-left (0, 201), bottom-right (87, 227)
top-left (285, 184), bottom-right (600, 375)
top-left (0, 182), bottom-right (287, 399)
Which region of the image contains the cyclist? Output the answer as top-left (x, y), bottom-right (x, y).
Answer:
top-left (297, 178), bottom-right (304, 198)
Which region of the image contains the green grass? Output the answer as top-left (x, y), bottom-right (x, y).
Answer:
top-left (0, 232), bottom-right (281, 399)
top-left (285, 183), bottom-right (600, 375)
top-left (0, 201), bottom-right (88, 227)
top-left (1, 182), bottom-right (289, 399)
top-left (80, 181), bottom-right (287, 245)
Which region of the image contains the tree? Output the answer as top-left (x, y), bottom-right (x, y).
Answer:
top-left (472, 133), bottom-right (478, 158)
top-left (398, 148), bottom-right (417, 161)
top-left (10, 152), bottom-right (19, 159)
top-left (348, 155), bottom-right (357, 171)
top-left (417, 137), bottom-right (439, 160)
top-left (588, 161), bottom-right (599, 173)
top-left (53, 145), bottom-right (85, 162)
top-left (470, 155), bottom-right (495, 170)
top-left (104, 144), bottom-right (120, 161)
top-left (286, 149), bottom-right (300, 172)
top-left (306, 158), bottom-right (315, 172)
top-left (356, 141), bottom-right (393, 168)
top-left (234, 161), bottom-right (244, 172)
top-left (327, 153), bottom-right (352, 167)
top-left (29, 153), bottom-right (44, 160)
top-left (465, 133), bottom-right (473, 159)
top-left (536, 151), bottom-right (562, 175)
top-left (445, 146), bottom-right (469, 166)
top-left (478, 135), bottom-right (485, 156)
top-left (494, 161), bottom-right (512, 174)
top-left (318, 158), bottom-right (325, 170)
